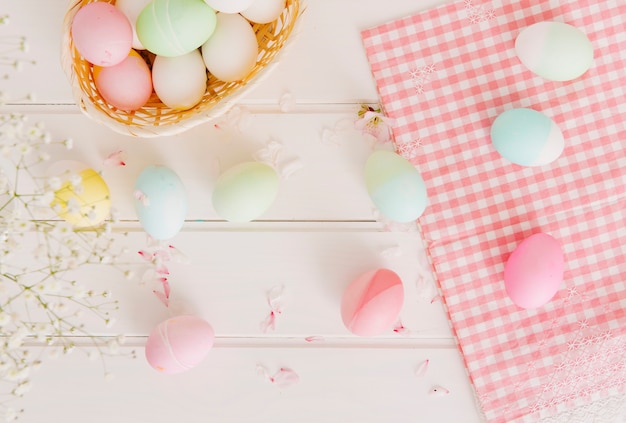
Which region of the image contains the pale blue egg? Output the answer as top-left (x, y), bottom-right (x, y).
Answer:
top-left (133, 165), bottom-right (188, 240)
top-left (490, 108), bottom-right (564, 167)
top-left (364, 150), bottom-right (428, 223)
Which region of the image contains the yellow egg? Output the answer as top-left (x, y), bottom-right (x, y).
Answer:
top-left (50, 167), bottom-right (111, 228)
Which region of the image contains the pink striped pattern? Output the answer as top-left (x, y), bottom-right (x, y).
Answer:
top-left (363, 1), bottom-right (626, 422)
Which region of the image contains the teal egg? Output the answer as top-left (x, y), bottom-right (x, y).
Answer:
top-left (136, 0), bottom-right (217, 57)
top-left (490, 108), bottom-right (564, 167)
top-left (212, 162), bottom-right (279, 222)
top-left (364, 150), bottom-right (428, 223)
top-left (134, 165), bottom-right (188, 240)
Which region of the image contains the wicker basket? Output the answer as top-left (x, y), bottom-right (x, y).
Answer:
top-left (61, 0), bottom-right (303, 137)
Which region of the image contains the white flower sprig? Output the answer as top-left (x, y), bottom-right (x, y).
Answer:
top-left (0, 113), bottom-right (133, 422)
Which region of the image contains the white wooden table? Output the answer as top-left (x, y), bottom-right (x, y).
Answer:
top-left (0, 1), bottom-right (485, 422)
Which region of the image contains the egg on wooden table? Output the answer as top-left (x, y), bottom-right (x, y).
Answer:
top-left (201, 13), bottom-right (259, 82)
top-left (136, 0), bottom-right (217, 57)
top-left (241, 0), bottom-right (286, 24)
top-left (211, 162), bottom-right (279, 222)
top-left (490, 108), bottom-right (564, 167)
top-left (93, 50), bottom-right (153, 112)
top-left (204, 0), bottom-right (254, 13)
top-left (71, 2), bottom-right (132, 66)
top-left (504, 233), bottom-right (565, 309)
top-left (341, 268), bottom-right (404, 336)
top-left (145, 315), bottom-right (215, 374)
top-left (133, 165), bottom-right (188, 240)
top-left (364, 150), bottom-right (428, 223)
top-left (115, 0), bottom-right (153, 50)
top-left (515, 21), bottom-right (594, 82)
top-left (152, 49), bottom-right (207, 110)
top-left (48, 160), bottom-right (111, 228)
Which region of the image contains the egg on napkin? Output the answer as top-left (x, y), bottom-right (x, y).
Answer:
top-left (145, 315), bottom-right (215, 374)
top-left (48, 160), bottom-right (111, 228)
top-left (515, 21), bottom-right (594, 82)
top-left (341, 268), bottom-right (404, 336)
top-left (71, 2), bottom-right (132, 66)
top-left (504, 233), bottom-right (565, 309)
top-left (364, 150), bottom-right (428, 223)
top-left (490, 108), bottom-right (564, 167)
top-left (133, 165), bottom-right (188, 240)
top-left (201, 13), bottom-right (258, 82)
top-left (211, 162), bottom-right (279, 222)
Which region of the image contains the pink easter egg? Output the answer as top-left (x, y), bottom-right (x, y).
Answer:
top-left (504, 233), bottom-right (565, 309)
top-left (94, 50), bottom-right (153, 111)
top-left (145, 315), bottom-right (215, 374)
top-left (341, 268), bottom-right (404, 336)
top-left (71, 2), bottom-right (133, 66)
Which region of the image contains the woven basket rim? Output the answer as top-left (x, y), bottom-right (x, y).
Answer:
top-left (61, 0), bottom-right (305, 138)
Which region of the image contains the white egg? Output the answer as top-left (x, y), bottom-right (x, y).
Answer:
top-left (115, 0), bottom-right (152, 50)
top-left (152, 49), bottom-right (207, 110)
top-left (201, 13), bottom-right (258, 82)
top-left (204, 0), bottom-right (254, 13)
top-left (242, 0), bottom-right (285, 24)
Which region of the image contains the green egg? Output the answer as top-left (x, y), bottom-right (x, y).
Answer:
top-left (365, 150), bottom-right (428, 223)
top-left (212, 162), bottom-right (279, 222)
top-left (136, 0), bottom-right (217, 57)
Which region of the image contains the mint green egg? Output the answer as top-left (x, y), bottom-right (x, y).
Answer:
top-left (365, 150), bottom-right (428, 223)
top-left (490, 108), bottom-right (564, 167)
top-left (134, 165), bottom-right (188, 240)
top-left (515, 21), bottom-right (593, 82)
top-left (136, 0), bottom-right (217, 57)
top-left (212, 162), bottom-right (279, 222)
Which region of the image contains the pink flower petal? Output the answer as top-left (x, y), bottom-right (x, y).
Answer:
top-left (270, 368), bottom-right (299, 388)
top-left (153, 290), bottom-right (169, 307)
top-left (415, 359), bottom-right (429, 378)
top-left (103, 150), bottom-right (126, 167)
top-left (304, 336), bottom-right (325, 343)
top-left (429, 385), bottom-right (450, 396)
top-left (133, 189), bottom-right (150, 206)
top-left (260, 311), bottom-right (277, 333)
top-left (138, 250), bottom-right (155, 262)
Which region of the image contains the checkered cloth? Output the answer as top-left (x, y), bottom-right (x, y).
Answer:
top-left (362, 1), bottom-right (626, 422)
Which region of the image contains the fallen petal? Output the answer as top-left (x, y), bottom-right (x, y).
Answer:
top-left (267, 284), bottom-right (285, 312)
top-left (304, 336), bottom-right (325, 343)
top-left (279, 92), bottom-right (295, 113)
top-left (429, 385), bottom-right (450, 396)
top-left (271, 368), bottom-right (299, 388)
top-left (153, 290), bottom-right (169, 307)
top-left (260, 311), bottom-right (276, 333)
top-left (415, 359), bottom-right (429, 377)
top-left (279, 158), bottom-right (303, 179)
top-left (103, 150), bottom-right (126, 167)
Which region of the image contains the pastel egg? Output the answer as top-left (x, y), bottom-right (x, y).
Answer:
top-left (490, 108), bottom-right (564, 167)
top-left (137, 0), bottom-right (217, 57)
top-left (212, 162), bottom-right (279, 222)
top-left (115, 0), bottom-right (153, 50)
top-left (201, 13), bottom-right (258, 82)
top-left (341, 268), bottom-right (404, 336)
top-left (134, 165), bottom-right (188, 240)
top-left (48, 161), bottom-right (111, 228)
top-left (515, 21), bottom-right (594, 82)
top-left (241, 0), bottom-right (285, 24)
top-left (71, 2), bottom-right (133, 67)
top-left (152, 49), bottom-right (207, 110)
top-left (145, 315), bottom-right (215, 374)
top-left (504, 233), bottom-right (565, 309)
top-left (364, 150), bottom-right (428, 223)
top-left (204, 0), bottom-right (254, 13)
top-left (94, 50), bottom-right (153, 112)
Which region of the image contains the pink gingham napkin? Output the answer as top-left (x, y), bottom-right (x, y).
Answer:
top-left (362, 1), bottom-right (626, 422)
